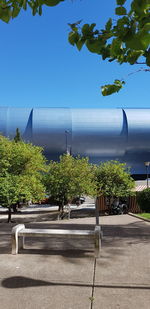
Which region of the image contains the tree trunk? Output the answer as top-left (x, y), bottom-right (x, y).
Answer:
top-left (7, 205), bottom-right (12, 223)
top-left (58, 204), bottom-right (63, 212)
top-left (58, 199), bottom-right (64, 220)
top-left (108, 196), bottom-right (113, 214)
top-left (12, 204), bottom-right (18, 213)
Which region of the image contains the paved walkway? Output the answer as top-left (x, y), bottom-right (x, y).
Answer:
top-left (0, 214), bottom-right (149, 309)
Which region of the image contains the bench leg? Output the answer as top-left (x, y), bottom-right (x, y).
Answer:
top-left (94, 225), bottom-right (102, 258)
top-left (12, 231), bottom-right (18, 255)
top-left (12, 224), bottom-right (25, 255)
top-left (67, 211), bottom-right (71, 220)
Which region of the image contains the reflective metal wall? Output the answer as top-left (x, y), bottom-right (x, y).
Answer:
top-left (0, 107), bottom-right (149, 174)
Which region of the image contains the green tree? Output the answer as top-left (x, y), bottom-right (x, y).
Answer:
top-left (68, 0), bottom-right (150, 95)
top-left (0, 135), bottom-right (47, 222)
top-left (14, 128), bottom-right (22, 143)
top-left (44, 154), bottom-right (96, 215)
top-left (95, 160), bottom-right (135, 206)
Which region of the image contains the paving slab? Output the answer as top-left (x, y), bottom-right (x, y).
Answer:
top-left (93, 215), bottom-right (150, 309)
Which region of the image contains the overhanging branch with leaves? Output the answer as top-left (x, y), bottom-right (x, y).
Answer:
top-left (68, 0), bottom-right (150, 95)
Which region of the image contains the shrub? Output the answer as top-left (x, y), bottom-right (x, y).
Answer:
top-left (137, 189), bottom-right (150, 213)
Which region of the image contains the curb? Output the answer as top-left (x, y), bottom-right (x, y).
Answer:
top-left (129, 212), bottom-right (150, 223)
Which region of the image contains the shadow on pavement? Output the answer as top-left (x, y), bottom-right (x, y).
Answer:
top-left (0, 219), bottom-right (149, 256)
top-left (0, 208), bottom-right (96, 224)
top-left (2, 276), bottom-right (150, 290)
top-left (102, 221), bottom-right (150, 242)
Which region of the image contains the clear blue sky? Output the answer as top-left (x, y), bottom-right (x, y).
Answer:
top-left (0, 0), bottom-right (149, 109)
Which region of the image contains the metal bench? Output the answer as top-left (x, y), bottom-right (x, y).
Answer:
top-left (12, 224), bottom-right (102, 257)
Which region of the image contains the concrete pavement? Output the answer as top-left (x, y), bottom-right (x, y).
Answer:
top-left (94, 215), bottom-right (150, 309)
top-left (0, 214), bottom-right (150, 309)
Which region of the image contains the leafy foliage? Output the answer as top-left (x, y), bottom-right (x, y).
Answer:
top-left (0, 0), bottom-right (149, 97)
top-left (0, 0), bottom-right (64, 23)
top-left (137, 188), bottom-right (150, 212)
top-left (101, 80), bottom-right (125, 96)
top-left (14, 128), bottom-right (22, 143)
top-left (95, 160), bottom-right (135, 198)
top-left (68, 0), bottom-right (150, 95)
top-left (0, 135), bottom-right (47, 221)
top-left (44, 154), bottom-right (96, 212)
top-left (1, 1), bottom-right (149, 95)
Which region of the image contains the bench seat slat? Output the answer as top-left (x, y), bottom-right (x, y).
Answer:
top-left (19, 228), bottom-right (95, 238)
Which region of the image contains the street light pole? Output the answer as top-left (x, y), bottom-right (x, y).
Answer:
top-left (144, 162), bottom-right (150, 188)
top-left (65, 130), bottom-right (70, 155)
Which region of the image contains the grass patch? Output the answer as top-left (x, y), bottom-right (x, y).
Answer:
top-left (137, 213), bottom-right (150, 220)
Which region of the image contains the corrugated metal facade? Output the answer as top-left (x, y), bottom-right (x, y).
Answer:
top-left (0, 107), bottom-right (150, 174)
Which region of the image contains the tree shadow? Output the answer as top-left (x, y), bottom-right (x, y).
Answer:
top-left (0, 207), bottom-right (96, 224)
top-left (70, 208), bottom-right (96, 219)
top-left (102, 220), bottom-right (150, 242)
top-left (0, 211), bottom-right (59, 224)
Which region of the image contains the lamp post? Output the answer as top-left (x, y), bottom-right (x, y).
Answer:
top-left (144, 161), bottom-right (150, 188)
top-left (65, 130), bottom-right (70, 155)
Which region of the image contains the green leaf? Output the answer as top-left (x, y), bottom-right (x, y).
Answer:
top-left (68, 32), bottom-right (80, 46)
top-left (23, 0), bottom-right (27, 10)
top-left (38, 0), bottom-right (44, 5)
top-left (139, 32), bottom-right (150, 50)
top-left (115, 79), bottom-right (125, 86)
top-left (146, 52), bottom-right (150, 66)
top-left (117, 16), bottom-right (129, 28)
top-left (43, 0), bottom-right (62, 6)
top-left (39, 5), bottom-right (42, 16)
top-left (126, 31), bottom-right (150, 50)
top-left (105, 18), bottom-right (112, 31)
top-left (127, 50), bottom-right (144, 64)
top-left (86, 38), bottom-right (105, 54)
top-left (115, 6), bottom-right (127, 15)
top-left (110, 38), bottom-right (122, 57)
top-left (89, 23), bottom-right (96, 32)
top-left (142, 23), bottom-right (150, 32)
top-left (76, 39), bottom-right (85, 51)
top-left (12, 7), bottom-right (21, 18)
top-left (82, 24), bottom-right (90, 35)
top-left (116, 0), bottom-right (126, 5)
top-left (0, 7), bottom-right (11, 23)
top-left (32, 6), bottom-right (37, 16)
top-left (101, 45), bottom-right (111, 60)
top-left (101, 80), bottom-right (125, 96)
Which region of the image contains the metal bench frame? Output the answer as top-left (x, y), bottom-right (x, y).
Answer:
top-left (12, 224), bottom-right (102, 257)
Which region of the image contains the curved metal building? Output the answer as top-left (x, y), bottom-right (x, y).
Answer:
top-left (0, 107), bottom-right (150, 175)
